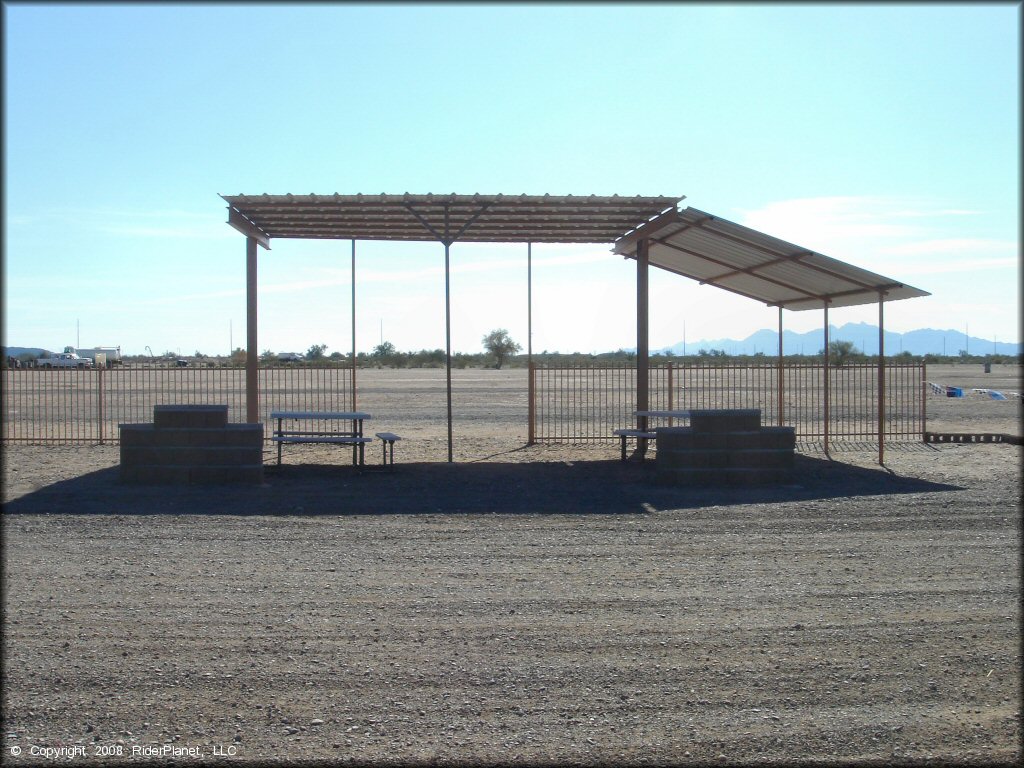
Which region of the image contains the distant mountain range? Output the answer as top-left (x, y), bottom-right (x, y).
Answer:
top-left (3, 346), bottom-right (51, 359)
top-left (6, 325), bottom-right (1021, 361)
top-left (657, 323), bottom-right (1021, 357)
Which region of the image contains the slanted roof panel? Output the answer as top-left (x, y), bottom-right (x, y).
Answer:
top-left (613, 207), bottom-right (929, 310)
top-left (222, 193), bottom-right (683, 244)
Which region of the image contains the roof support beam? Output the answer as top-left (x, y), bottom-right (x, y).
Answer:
top-left (703, 249), bottom-right (815, 283)
top-left (689, 216), bottom-right (895, 294)
top-left (228, 208), bottom-right (271, 250)
top-left (643, 236), bottom-right (829, 303)
top-left (404, 204), bottom-right (445, 242)
top-left (642, 258), bottom-right (785, 306)
top-left (404, 202), bottom-right (493, 246)
top-left (449, 203), bottom-right (491, 243)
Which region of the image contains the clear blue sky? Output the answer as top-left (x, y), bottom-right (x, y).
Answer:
top-left (3, 2), bottom-right (1019, 356)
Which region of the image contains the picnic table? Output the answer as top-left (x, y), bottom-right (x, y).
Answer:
top-left (270, 411), bottom-right (372, 466)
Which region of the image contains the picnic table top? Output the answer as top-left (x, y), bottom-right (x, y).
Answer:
top-left (635, 409), bottom-right (691, 418)
top-left (270, 411), bottom-right (372, 420)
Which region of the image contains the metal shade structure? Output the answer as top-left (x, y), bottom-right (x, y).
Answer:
top-left (223, 193), bottom-right (683, 463)
top-left (614, 206), bottom-right (930, 464)
top-left (612, 207), bottom-right (929, 309)
top-left (223, 193), bottom-right (928, 465)
top-left (222, 193), bottom-right (682, 246)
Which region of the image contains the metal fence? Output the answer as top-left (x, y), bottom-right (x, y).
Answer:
top-left (528, 362), bottom-right (925, 444)
top-left (1, 367), bottom-right (353, 444)
top-left (2, 362), bottom-right (924, 446)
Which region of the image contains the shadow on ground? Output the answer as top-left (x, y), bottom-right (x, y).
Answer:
top-left (2, 453), bottom-right (963, 516)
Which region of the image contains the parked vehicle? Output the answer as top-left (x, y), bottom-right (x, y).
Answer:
top-left (38, 352), bottom-right (93, 369)
top-left (65, 345), bottom-right (123, 368)
top-left (277, 352), bottom-right (304, 362)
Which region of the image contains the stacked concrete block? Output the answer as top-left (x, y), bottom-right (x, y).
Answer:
top-left (655, 409), bottom-right (795, 486)
top-left (120, 405), bottom-right (263, 484)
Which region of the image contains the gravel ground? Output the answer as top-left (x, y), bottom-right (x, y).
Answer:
top-left (2, 365), bottom-right (1021, 765)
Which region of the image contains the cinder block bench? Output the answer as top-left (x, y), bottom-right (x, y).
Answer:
top-left (120, 405), bottom-right (263, 484)
top-left (654, 410), bottom-right (796, 485)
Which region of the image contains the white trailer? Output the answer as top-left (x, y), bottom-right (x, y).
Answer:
top-left (66, 346), bottom-right (123, 367)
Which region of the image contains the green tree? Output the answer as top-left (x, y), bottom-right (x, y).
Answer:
top-left (260, 349), bottom-right (276, 362)
top-left (482, 329), bottom-right (522, 370)
top-left (826, 340), bottom-right (857, 366)
top-left (373, 341), bottom-right (397, 358)
top-left (306, 344), bottom-right (328, 361)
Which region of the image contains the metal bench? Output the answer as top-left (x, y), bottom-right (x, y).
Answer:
top-left (612, 429), bottom-right (657, 462)
top-left (375, 432), bottom-right (402, 467)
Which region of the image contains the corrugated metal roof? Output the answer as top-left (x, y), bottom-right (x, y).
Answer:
top-left (612, 207), bottom-right (930, 310)
top-left (221, 193), bottom-right (683, 245)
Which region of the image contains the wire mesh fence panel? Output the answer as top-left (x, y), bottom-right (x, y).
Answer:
top-left (3, 362), bottom-right (921, 445)
top-left (100, 367), bottom-right (249, 438)
top-left (2, 366), bottom-right (355, 444)
top-left (530, 363), bottom-right (924, 444)
top-left (534, 366), bottom-right (639, 441)
top-left (258, 367), bottom-right (354, 438)
top-left (2, 368), bottom-right (100, 443)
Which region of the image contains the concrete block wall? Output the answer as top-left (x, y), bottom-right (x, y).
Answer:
top-left (120, 405), bottom-right (263, 484)
top-left (655, 409), bottom-right (796, 486)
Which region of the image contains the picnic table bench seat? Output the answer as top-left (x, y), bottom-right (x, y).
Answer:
top-left (612, 428), bottom-right (657, 462)
top-left (375, 432), bottom-right (402, 467)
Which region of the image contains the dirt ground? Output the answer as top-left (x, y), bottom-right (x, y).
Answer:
top-left (2, 364), bottom-right (1021, 765)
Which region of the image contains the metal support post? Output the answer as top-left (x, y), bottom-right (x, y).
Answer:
top-left (823, 302), bottom-right (830, 456)
top-left (527, 242), bottom-right (533, 361)
top-left (777, 306), bottom-right (784, 427)
top-left (878, 294), bottom-right (885, 465)
top-left (245, 236), bottom-right (259, 423)
top-left (527, 362), bottom-right (536, 445)
top-left (351, 239), bottom-right (357, 412)
top-left (97, 366), bottom-right (105, 444)
top-left (527, 242), bottom-right (534, 444)
top-left (442, 237), bottom-right (454, 462)
top-left (634, 238), bottom-right (650, 458)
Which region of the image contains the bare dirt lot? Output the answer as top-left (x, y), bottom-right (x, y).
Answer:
top-left (2, 364), bottom-right (1021, 765)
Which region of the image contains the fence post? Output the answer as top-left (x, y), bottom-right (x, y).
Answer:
top-left (921, 361), bottom-right (927, 440)
top-left (97, 366), bottom-right (105, 444)
top-left (667, 364), bottom-right (674, 427)
top-left (527, 362), bottom-right (536, 445)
